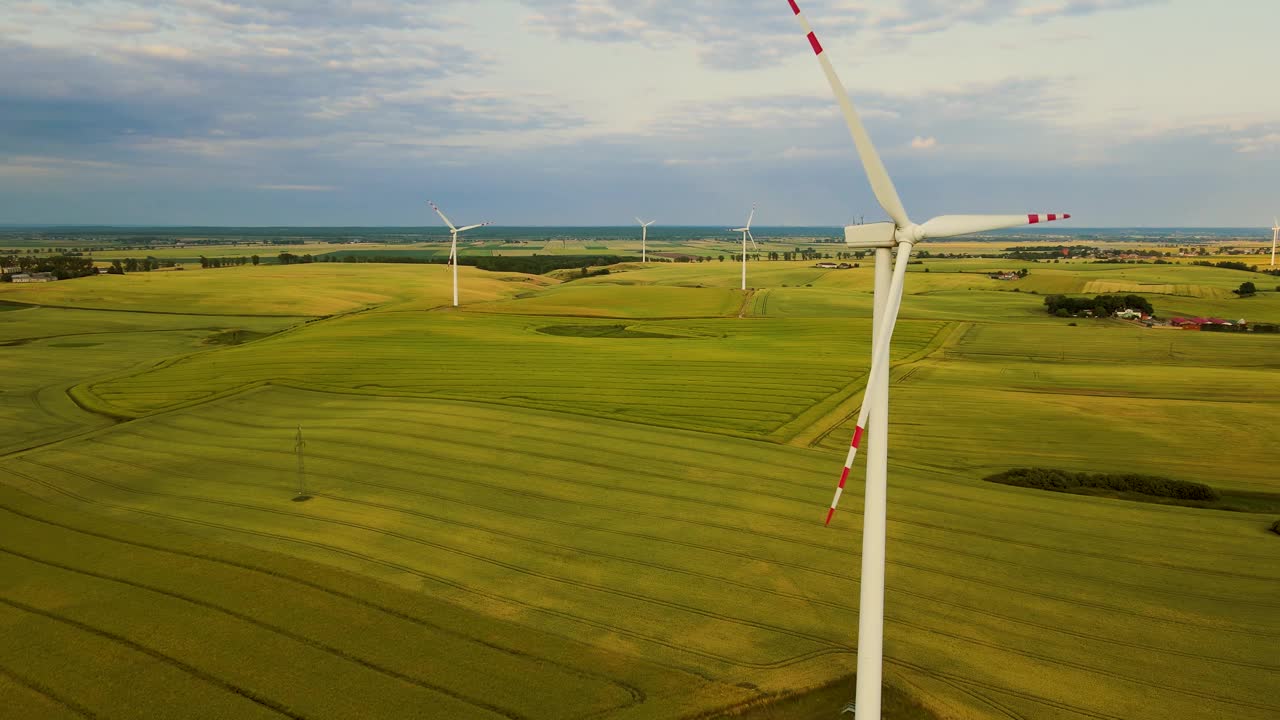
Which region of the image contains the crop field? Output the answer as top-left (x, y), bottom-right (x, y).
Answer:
top-left (88, 243), bottom-right (342, 263)
top-left (0, 263), bottom-right (551, 315)
top-left (2, 254), bottom-right (1278, 720)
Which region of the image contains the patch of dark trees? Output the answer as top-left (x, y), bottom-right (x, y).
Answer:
top-left (1192, 260), bottom-right (1258, 272)
top-left (199, 256), bottom-right (258, 268)
top-left (0, 253), bottom-right (96, 281)
top-left (107, 257), bottom-right (180, 274)
top-left (1199, 322), bottom-right (1280, 333)
top-left (1043, 293), bottom-right (1153, 318)
top-left (1002, 245), bottom-right (1099, 260)
top-left (985, 467), bottom-right (1219, 501)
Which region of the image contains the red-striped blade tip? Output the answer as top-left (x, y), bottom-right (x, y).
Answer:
top-left (1028, 213), bottom-right (1072, 225)
top-left (851, 425), bottom-right (864, 449)
top-left (788, 0), bottom-right (801, 15)
top-left (824, 507), bottom-right (836, 526)
top-left (806, 31), bottom-right (822, 55)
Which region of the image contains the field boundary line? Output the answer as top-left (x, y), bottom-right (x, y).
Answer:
top-left (0, 498), bottom-right (650, 710)
top-left (0, 661), bottom-right (98, 719)
top-left (3, 462), bottom-right (846, 672)
top-left (0, 594), bottom-right (308, 719)
top-left (782, 321), bottom-right (968, 447)
top-left (0, 546), bottom-right (530, 720)
top-left (0, 298), bottom-right (315, 318)
top-left (125, 408), bottom-right (1280, 590)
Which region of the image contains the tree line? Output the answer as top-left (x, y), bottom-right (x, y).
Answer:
top-left (199, 256), bottom-right (260, 268)
top-left (1043, 293), bottom-right (1154, 318)
top-left (1, 253), bottom-right (96, 280)
top-left (985, 467), bottom-right (1219, 501)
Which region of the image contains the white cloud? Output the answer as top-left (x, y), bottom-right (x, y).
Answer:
top-left (129, 44), bottom-right (191, 60)
top-left (910, 135), bottom-right (938, 150)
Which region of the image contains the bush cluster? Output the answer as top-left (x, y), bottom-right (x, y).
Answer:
top-left (1043, 294), bottom-right (1154, 317)
top-left (985, 467), bottom-right (1219, 501)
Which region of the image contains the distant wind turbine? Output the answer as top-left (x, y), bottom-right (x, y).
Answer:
top-left (636, 217), bottom-right (656, 263)
top-left (428, 200), bottom-right (493, 307)
top-left (730, 205), bottom-right (757, 291)
top-left (787, 3), bottom-right (1071, 719)
top-left (1271, 217), bottom-right (1278, 267)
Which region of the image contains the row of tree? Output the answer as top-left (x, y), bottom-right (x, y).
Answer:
top-left (0, 253), bottom-right (96, 280)
top-left (199, 256), bottom-right (260, 268)
top-left (106, 257), bottom-right (179, 274)
top-left (1042, 293), bottom-right (1154, 318)
top-left (985, 467), bottom-right (1219, 501)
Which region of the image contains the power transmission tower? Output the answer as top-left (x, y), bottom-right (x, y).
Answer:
top-left (294, 426), bottom-right (307, 498)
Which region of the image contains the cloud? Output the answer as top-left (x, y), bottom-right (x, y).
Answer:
top-left (910, 135), bottom-right (938, 150)
top-left (1226, 131), bottom-right (1280, 154)
top-left (95, 19), bottom-right (159, 33)
top-left (257, 184), bottom-right (337, 191)
top-left (130, 44), bottom-right (192, 60)
top-left (517, 0), bottom-right (1166, 69)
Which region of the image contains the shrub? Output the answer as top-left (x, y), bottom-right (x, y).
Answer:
top-left (985, 467), bottom-right (1219, 501)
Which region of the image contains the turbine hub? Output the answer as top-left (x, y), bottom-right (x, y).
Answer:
top-left (895, 224), bottom-right (924, 244)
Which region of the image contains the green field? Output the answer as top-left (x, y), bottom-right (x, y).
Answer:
top-left (1, 251), bottom-right (1277, 719)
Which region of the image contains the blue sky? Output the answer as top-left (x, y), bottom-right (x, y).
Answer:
top-left (1, 0), bottom-right (1277, 226)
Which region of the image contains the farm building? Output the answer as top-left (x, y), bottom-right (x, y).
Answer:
top-left (1169, 317), bottom-right (1235, 330)
top-left (9, 272), bottom-right (55, 283)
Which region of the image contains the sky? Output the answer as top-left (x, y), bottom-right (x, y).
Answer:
top-left (1, 0), bottom-right (1277, 227)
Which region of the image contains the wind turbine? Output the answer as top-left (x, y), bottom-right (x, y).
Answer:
top-left (428, 200), bottom-right (493, 307)
top-left (636, 217), bottom-right (656, 263)
top-left (785, 3), bottom-right (1071, 718)
top-left (1271, 217), bottom-right (1278, 267)
top-left (731, 205), bottom-right (757, 291)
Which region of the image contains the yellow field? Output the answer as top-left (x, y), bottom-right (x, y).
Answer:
top-left (1, 255), bottom-right (1277, 720)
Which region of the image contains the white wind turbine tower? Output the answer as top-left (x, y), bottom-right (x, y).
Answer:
top-left (731, 204), bottom-right (758, 291)
top-left (786, 3), bottom-right (1072, 718)
top-left (428, 201), bottom-right (493, 307)
top-left (1271, 217), bottom-right (1278, 267)
top-left (636, 217), bottom-right (656, 263)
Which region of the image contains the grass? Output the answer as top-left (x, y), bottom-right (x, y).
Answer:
top-left (73, 311), bottom-right (947, 437)
top-left (715, 678), bottom-right (937, 720)
top-left (0, 263), bottom-right (552, 316)
top-left (2, 253), bottom-right (1278, 719)
top-left (0, 306), bottom-right (301, 454)
top-left (5, 387), bottom-right (1276, 720)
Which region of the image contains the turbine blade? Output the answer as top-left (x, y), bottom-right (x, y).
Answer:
top-left (788, 2), bottom-right (910, 228)
top-left (746, 205), bottom-right (756, 229)
top-left (456, 221), bottom-right (494, 233)
top-left (636, 217), bottom-right (644, 226)
top-left (748, 230), bottom-right (758, 249)
top-left (825, 240), bottom-right (915, 525)
top-left (919, 213), bottom-right (1071, 239)
top-left (427, 201), bottom-right (456, 232)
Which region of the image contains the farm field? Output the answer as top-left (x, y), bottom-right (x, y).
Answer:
top-left (0, 263), bottom-right (552, 316)
top-left (1, 255), bottom-right (1278, 720)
